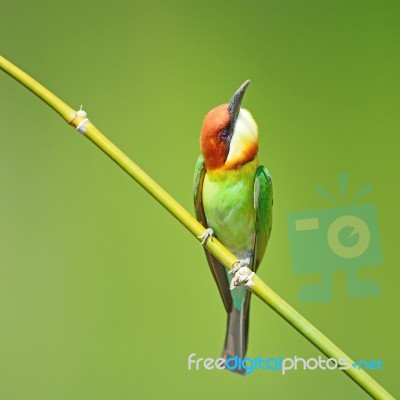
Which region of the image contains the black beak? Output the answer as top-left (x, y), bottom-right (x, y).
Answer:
top-left (228, 80), bottom-right (250, 132)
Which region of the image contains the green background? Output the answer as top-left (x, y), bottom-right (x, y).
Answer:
top-left (1, 1), bottom-right (399, 399)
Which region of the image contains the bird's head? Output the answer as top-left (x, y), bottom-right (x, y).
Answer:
top-left (200, 80), bottom-right (258, 171)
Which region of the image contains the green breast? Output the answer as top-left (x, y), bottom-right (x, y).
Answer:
top-left (202, 159), bottom-right (258, 257)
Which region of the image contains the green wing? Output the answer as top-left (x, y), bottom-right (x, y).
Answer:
top-left (252, 165), bottom-right (273, 271)
top-left (193, 155), bottom-right (233, 313)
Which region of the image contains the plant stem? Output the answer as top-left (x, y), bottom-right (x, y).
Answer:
top-left (0, 55), bottom-right (394, 400)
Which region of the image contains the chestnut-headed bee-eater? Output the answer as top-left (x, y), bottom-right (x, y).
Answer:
top-left (193, 80), bottom-right (273, 374)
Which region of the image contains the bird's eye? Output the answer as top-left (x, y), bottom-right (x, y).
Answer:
top-left (219, 130), bottom-right (230, 141)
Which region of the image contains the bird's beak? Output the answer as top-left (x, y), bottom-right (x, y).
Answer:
top-left (228, 80), bottom-right (250, 133)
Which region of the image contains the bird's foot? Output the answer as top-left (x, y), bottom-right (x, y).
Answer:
top-left (230, 258), bottom-right (254, 290)
top-left (230, 257), bottom-right (251, 275)
top-left (197, 228), bottom-right (214, 245)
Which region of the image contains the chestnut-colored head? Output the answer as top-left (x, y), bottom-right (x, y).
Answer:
top-left (200, 80), bottom-right (258, 170)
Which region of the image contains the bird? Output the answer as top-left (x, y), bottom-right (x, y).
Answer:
top-left (193, 80), bottom-right (273, 374)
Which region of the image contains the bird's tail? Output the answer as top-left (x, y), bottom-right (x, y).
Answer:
top-left (221, 292), bottom-right (251, 375)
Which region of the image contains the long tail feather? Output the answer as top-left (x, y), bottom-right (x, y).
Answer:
top-left (221, 293), bottom-right (251, 375)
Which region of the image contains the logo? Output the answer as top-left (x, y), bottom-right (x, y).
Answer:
top-left (287, 173), bottom-right (382, 301)
top-left (187, 354), bottom-right (383, 375)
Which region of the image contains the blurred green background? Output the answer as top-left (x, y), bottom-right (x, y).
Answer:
top-left (1, 1), bottom-right (399, 399)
